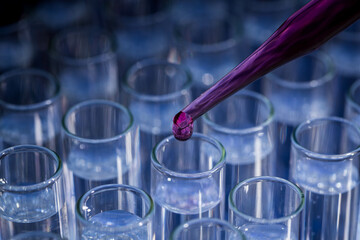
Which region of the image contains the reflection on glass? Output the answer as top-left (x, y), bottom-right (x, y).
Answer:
top-left (151, 133), bottom-right (225, 239)
top-left (50, 27), bottom-right (118, 110)
top-left (0, 69), bottom-right (62, 153)
top-left (202, 90), bottom-right (276, 219)
top-left (290, 117), bottom-right (360, 240)
top-left (76, 184), bottom-right (153, 239)
top-left (263, 52), bottom-right (336, 179)
top-left (229, 176), bottom-right (304, 240)
top-left (0, 145), bottom-right (69, 239)
top-left (122, 59), bottom-right (192, 192)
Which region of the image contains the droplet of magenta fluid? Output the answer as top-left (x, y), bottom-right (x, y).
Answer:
top-left (172, 111), bottom-right (193, 141)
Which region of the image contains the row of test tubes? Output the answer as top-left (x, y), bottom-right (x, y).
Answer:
top-left (1, 0), bottom-right (360, 239)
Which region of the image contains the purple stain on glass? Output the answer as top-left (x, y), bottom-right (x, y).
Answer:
top-left (173, 0), bottom-right (360, 140)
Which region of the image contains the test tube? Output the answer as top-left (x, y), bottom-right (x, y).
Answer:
top-left (101, 0), bottom-right (172, 74)
top-left (121, 59), bottom-right (192, 192)
top-left (326, 21), bottom-right (360, 116)
top-left (229, 176), bottom-right (304, 240)
top-left (346, 84), bottom-right (360, 238)
top-left (30, 0), bottom-right (90, 33)
top-left (76, 184), bottom-right (153, 239)
top-left (242, 0), bottom-right (297, 49)
top-left (345, 79), bottom-right (360, 127)
top-left (0, 69), bottom-right (62, 153)
top-left (62, 99), bottom-right (141, 201)
top-left (240, 0), bottom-right (298, 91)
top-left (202, 90), bottom-right (276, 218)
top-left (174, 14), bottom-right (244, 99)
top-left (50, 27), bottom-right (118, 110)
top-left (290, 117), bottom-right (360, 240)
top-left (347, 80), bottom-right (360, 240)
top-left (263, 51), bottom-right (336, 179)
top-left (151, 133), bottom-right (225, 239)
top-left (0, 145), bottom-right (69, 239)
top-left (29, 0), bottom-right (92, 70)
top-left (0, 18), bottom-right (33, 73)
top-left (170, 218), bottom-right (246, 240)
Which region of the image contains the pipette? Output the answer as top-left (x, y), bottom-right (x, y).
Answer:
top-left (172, 0), bottom-right (360, 140)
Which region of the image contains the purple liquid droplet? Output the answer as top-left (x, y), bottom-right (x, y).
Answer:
top-left (172, 111), bottom-right (193, 141)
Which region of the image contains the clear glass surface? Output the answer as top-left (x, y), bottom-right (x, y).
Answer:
top-left (290, 117), bottom-right (360, 240)
top-left (50, 27), bottom-right (118, 110)
top-left (263, 51), bottom-right (336, 179)
top-left (62, 99), bottom-right (140, 238)
top-left (170, 0), bottom-right (229, 22)
top-left (10, 231), bottom-right (63, 239)
top-left (243, 0), bottom-right (297, 49)
top-left (31, 0), bottom-right (90, 32)
top-left (202, 90), bottom-right (276, 219)
top-left (345, 79), bottom-right (360, 127)
top-left (121, 59), bottom-right (192, 192)
top-left (170, 218), bottom-right (246, 240)
top-left (0, 19), bottom-right (33, 73)
top-left (76, 184), bottom-right (153, 240)
top-left (10, 231), bottom-right (63, 240)
top-left (101, 0), bottom-right (172, 74)
top-left (229, 176), bottom-right (304, 240)
top-left (174, 14), bottom-right (244, 99)
top-left (62, 99), bottom-right (140, 201)
top-left (28, 0), bottom-right (92, 70)
top-left (325, 21), bottom-right (360, 116)
top-left (0, 145), bottom-right (69, 239)
top-left (151, 133), bottom-right (226, 239)
top-left (0, 69), bottom-right (62, 153)
top-left (346, 80), bottom-right (360, 240)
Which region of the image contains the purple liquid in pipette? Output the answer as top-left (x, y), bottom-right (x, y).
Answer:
top-left (173, 0), bottom-right (360, 141)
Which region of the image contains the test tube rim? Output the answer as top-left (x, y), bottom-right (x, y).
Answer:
top-left (202, 90), bottom-right (275, 135)
top-left (122, 58), bottom-right (193, 102)
top-left (291, 116), bottom-right (360, 162)
top-left (49, 27), bottom-right (117, 66)
top-left (62, 99), bottom-right (134, 143)
top-left (346, 79), bottom-right (360, 113)
top-left (0, 144), bottom-right (63, 192)
top-left (173, 15), bottom-right (241, 53)
top-left (228, 175), bottom-right (305, 224)
top-left (76, 183), bottom-right (154, 231)
top-left (265, 51), bottom-right (336, 90)
top-left (151, 133), bottom-right (226, 180)
top-left (170, 217), bottom-right (246, 240)
top-left (0, 68), bottom-right (61, 111)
